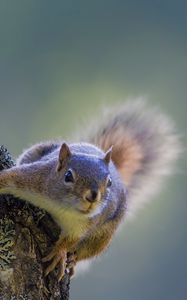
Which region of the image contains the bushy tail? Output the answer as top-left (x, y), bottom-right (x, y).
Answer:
top-left (82, 100), bottom-right (182, 216)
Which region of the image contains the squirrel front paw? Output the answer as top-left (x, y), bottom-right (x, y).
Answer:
top-left (42, 246), bottom-right (67, 281)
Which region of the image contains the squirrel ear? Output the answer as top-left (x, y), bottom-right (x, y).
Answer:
top-left (56, 142), bottom-right (71, 172)
top-left (103, 146), bottom-right (113, 164)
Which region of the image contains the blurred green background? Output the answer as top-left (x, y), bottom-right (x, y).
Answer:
top-left (0, 1), bottom-right (187, 299)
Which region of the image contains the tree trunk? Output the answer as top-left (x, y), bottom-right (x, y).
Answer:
top-left (0, 146), bottom-right (70, 300)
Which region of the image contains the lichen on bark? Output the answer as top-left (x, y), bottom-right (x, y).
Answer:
top-left (0, 146), bottom-right (70, 300)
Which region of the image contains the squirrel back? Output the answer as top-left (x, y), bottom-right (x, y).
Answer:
top-left (78, 100), bottom-right (181, 216)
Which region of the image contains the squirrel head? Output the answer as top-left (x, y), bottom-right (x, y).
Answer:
top-left (55, 142), bottom-right (113, 215)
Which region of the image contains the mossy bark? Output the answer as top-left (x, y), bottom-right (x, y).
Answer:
top-left (0, 146), bottom-right (70, 300)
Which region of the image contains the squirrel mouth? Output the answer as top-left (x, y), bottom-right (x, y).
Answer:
top-left (77, 204), bottom-right (94, 214)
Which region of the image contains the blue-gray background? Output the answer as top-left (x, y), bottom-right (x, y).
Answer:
top-left (0, 1), bottom-right (186, 299)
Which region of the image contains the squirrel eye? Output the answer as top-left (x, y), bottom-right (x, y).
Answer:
top-left (107, 176), bottom-right (112, 188)
top-left (64, 169), bottom-right (74, 184)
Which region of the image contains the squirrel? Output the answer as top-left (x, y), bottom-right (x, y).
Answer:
top-left (0, 100), bottom-right (181, 281)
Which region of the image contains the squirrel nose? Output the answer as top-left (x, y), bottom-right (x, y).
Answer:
top-left (84, 189), bottom-right (98, 203)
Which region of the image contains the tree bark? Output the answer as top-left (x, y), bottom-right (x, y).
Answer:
top-left (0, 146), bottom-right (70, 300)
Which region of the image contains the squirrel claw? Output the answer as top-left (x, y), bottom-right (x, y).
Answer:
top-left (42, 250), bottom-right (57, 263)
top-left (57, 262), bottom-right (66, 282)
top-left (43, 247), bottom-right (67, 280)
